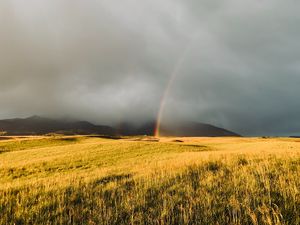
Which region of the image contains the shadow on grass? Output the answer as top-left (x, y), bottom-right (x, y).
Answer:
top-left (92, 174), bottom-right (133, 186)
top-left (89, 135), bottom-right (123, 140)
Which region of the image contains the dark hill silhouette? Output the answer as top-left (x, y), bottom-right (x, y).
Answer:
top-left (0, 116), bottom-right (241, 137)
top-left (116, 121), bottom-right (241, 137)
top-left (115, 121), bottom-right (156, 136)
top-left (0, 116), bottom-right (115, 135)
top-left (159, 121), bottom-right (241, 137)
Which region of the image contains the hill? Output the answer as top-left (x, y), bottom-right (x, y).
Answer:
top-left (160, 121), bottom-right (241, 137)
top-left (0, 116), bottom-right (240, 137)
top-left (116, 121), bottom-right (240, 137)
top-left (0, 116), bottom-right (115, 135)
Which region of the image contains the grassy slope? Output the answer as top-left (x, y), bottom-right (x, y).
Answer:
top-left (0, 136), bottom-right (299, 224)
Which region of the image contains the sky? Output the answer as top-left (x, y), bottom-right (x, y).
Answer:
top-left (1, 0), bottom-right (300, 136)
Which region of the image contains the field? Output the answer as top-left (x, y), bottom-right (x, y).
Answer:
top-left (0, 136), bottom-right (299, 225)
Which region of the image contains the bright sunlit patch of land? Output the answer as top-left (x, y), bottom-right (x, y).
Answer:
top-left (0, 136), bottom-right (299, 224)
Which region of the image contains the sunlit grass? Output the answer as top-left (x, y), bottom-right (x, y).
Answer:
top-left (0, 136), bottom-right (299, 224)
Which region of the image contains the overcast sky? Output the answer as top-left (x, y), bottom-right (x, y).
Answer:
top-left (1, 0), bottom-right (300, 136)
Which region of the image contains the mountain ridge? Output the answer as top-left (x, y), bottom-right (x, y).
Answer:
top-left (0, 116), bottom-right (241, 137)
top-left (0, 116), bottom-right (115, 135)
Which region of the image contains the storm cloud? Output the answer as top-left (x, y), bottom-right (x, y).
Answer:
top-left (1, 0), bottom-right (300, 136)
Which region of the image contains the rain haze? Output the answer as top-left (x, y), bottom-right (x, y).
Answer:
top-left (1, 0), bottom-right (300, 136)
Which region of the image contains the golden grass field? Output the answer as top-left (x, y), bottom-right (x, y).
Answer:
top-left (0, 136), bottom-right (299, 224)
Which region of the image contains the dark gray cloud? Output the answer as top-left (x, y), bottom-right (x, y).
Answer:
top-left (1, 0), bottom-right (300, 135)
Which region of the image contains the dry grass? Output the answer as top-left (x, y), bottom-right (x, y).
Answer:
top-left (0, 136), bottom-right (299, 224)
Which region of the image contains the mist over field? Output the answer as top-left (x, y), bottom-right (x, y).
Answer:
top-left (1, 0), bottom-right (300, 136)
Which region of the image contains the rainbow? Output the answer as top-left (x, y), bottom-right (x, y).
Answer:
top-left (154, 44), bottom-right (192, 137)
